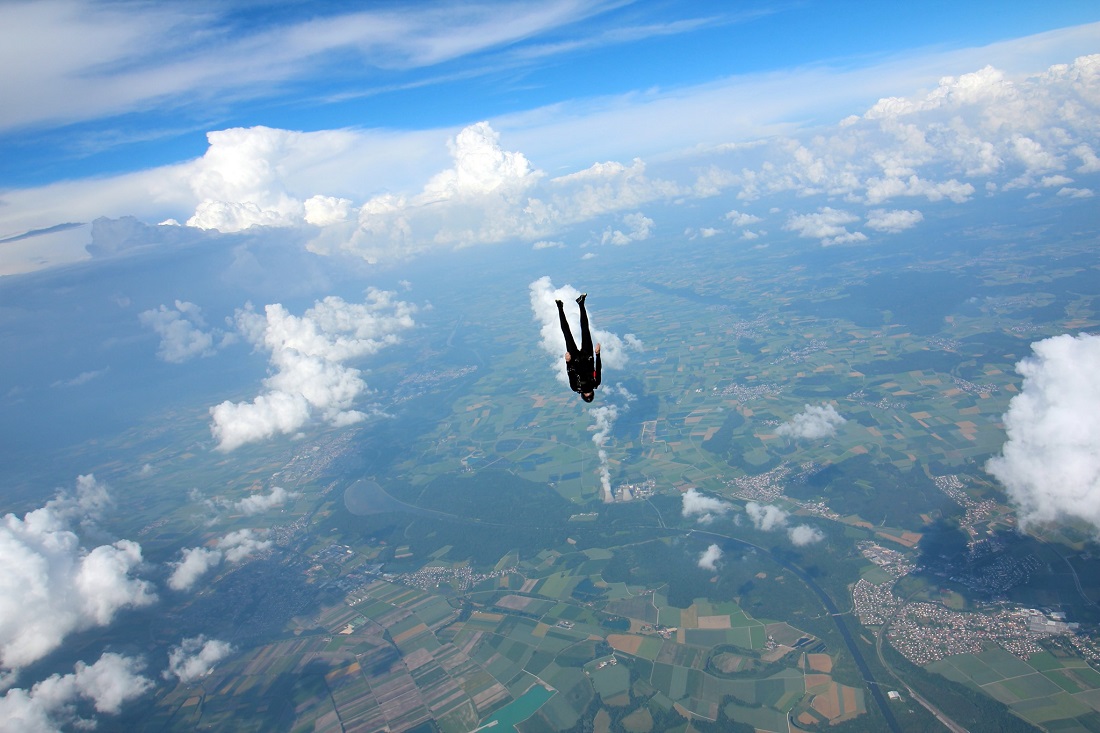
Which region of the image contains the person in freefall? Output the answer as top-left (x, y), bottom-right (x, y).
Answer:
top-left (556, 293), bottom-right (601, 402)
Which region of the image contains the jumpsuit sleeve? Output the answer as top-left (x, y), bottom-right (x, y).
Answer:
top-left (593, 353), bottom-right (602, 388)
top-left (567, 362), bottom-right (580, 392)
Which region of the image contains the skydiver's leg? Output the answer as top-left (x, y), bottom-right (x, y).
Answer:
top-left (577, 295), bottom-right (592, 356)
top-left (557, 300), bottom-right (578, 354)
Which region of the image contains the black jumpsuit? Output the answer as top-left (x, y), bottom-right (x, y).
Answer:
top-left (557, 297), bottom-right (601, 396)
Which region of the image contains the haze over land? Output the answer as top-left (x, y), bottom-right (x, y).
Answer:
top-left (1, 2), bottom-right (1099, 731)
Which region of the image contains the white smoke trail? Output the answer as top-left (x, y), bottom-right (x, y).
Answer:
top-left (588, 404), bottom-right (619, 502)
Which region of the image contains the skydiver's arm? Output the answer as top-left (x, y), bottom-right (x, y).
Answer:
top-left (593, 352), bottom-right (602, 388)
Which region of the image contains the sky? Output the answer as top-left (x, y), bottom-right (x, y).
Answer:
top-left (1, 1), bottom-right (1100, 729)
top-left (2, 0), bottom-right (1099, 273)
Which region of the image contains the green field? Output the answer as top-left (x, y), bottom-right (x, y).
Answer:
top-left (929, 648), bottom-right (1100, 729)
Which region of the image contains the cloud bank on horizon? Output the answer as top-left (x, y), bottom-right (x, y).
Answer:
top-left (2, 33), bottom-right (1099, 273)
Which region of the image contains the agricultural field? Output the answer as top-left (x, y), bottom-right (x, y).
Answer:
top-left (929, 646), bottom-right (1100, 731)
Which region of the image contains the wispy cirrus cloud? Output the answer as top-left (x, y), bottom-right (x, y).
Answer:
top-left (0, 0), bottom-right (636, 134)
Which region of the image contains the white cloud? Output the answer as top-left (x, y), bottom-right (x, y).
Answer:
top-left (232, 486), bottom-right (300, 515)
top-left (167, 529), bottom-right (273, 592)
top-left (167, 547), bottom-right (222, 592)
top-left (745, 502), bottom-right (789, 532)
top-left (0, 653), bottom-right (151, 733)
top-left (863, 175), bottom-right (975, 205)
top-left (139, 300), bottom-right (227, 363)
top-left (303, 195), bottom-right (353, 227)
top-left (985, 333), bottom-right (1100, 532)
top-left (1074, 143), bottom-right (1100, 173)
top-left (784, 208), bottom-right (866, 246)
top-left (1040, 175), bottom-right (1074, 188)
top-left (788, 525), bottom-right (825, 546)
top-left (319, 122), bottom-right (544, 262)
top-left (217, 529), bottom-right (273, 564)
top-left (864, 208), bottom-right (924, 233)
top-left (164, 636), bottom-right (234, 684)
top-left (1057, 187), bottom-right (1094, 198)
top-left (0, 2), bottom-right (631, 135)
top-left (726, 209), bottom-right (762, 227)
top-left (321, 129), bottom-right (679, 263)
top-left (209, 288), bottom-right (416, 451)
top-left (697, 544), bottom-right (723, 570)
top-left (50, 368), bottom-right (109, 389)
top-left (681, 489), bottom-right (733, 525)
top-left (4, 47), bottom-right (1099, 276)
top-left (0, 476), bottom-right (155, 677)
top-left (600, 212), bottom-right (654, 245)
top-left (775, 403), bottom-right (846, 440)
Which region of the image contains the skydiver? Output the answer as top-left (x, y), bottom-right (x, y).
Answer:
top-left (556, 293), bottom-right (601, 403)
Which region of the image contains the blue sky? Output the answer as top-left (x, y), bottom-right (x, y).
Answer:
top-left (2, 0), bottom-right (1098, 186)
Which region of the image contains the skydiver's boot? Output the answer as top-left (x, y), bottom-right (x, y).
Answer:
top-left (576, 293), bottom-right (586, 306)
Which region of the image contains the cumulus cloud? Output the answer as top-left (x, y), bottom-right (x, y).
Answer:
top-left (216, 123), bottom-right (681, 264)
top-left (600, 212), bottom-right (653, 245)
top-left (303, 195), bottom-right (352, 226)
top-left (745, 502), bottom-right (789, 532)
top-left (723, 55), bottom-right (1098, 208)
top-left (164, 636), bottom-right (234, 684)
top-left (185, 127), bottom-right (368, 232)
top-left (167, 529), bottom-right (272, 592)
top-left (775, 403), bottom-right (846, 440)
top-left (139, 300), bottom-right (229, 363)
top-left (865, 208), bottom-right (924, 233)
top-left (698, 544), bottom-right (723, 570)
top-left (315, 122), bottom-right (541, 261)
top-left (745, 502), bottom-right (822, 545)
top-left (0, 476), bottom-right (155, 677)
top-left (784, 208), bottom-right (866, 246)
top-left (726, 209), bottom-right (762, 227)
top-left (232, 486), bottom-right (300, 515)
top-left (681, 489), bottom-right (733, 525)
top-left (788, 524), bottom-right (825, 546)
top-left (209, 288), bottom-right (416, 451)
top-left (985, 333), bottom-right (1100, 532)
top-left (342, 129), bottom-right (678, 262)
top-left (166, 547), bottom-right (221, 592)
top-left (0, 653), bottom-right (151, 732)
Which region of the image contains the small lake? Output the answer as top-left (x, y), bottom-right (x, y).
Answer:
top-left (478, 685), bottom-right (555, 731)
